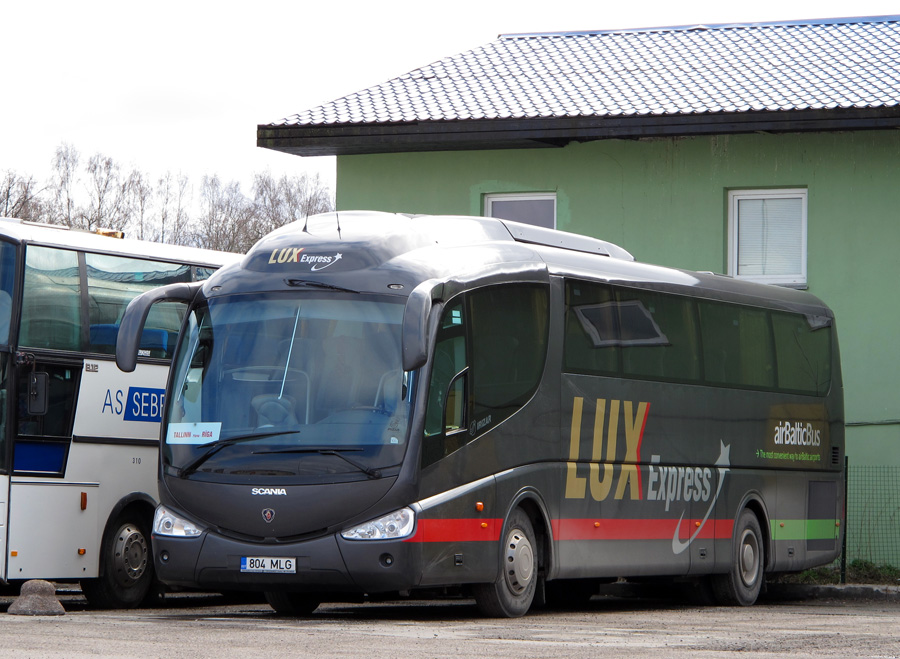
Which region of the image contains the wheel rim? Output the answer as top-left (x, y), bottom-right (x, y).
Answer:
top-left (112, 523), bottom-right (149, 588)
top-left (738, 528), bottom-right (760, 587)
top-left (503, 527), bottom-right (535, 595)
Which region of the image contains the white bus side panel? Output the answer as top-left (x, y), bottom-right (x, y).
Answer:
top-left (8, 360), bottom-right (164, 580)
top-left (7, 482), bottom-right (99, 580)
top-left (73, 359), bottom-right (167, 441)
top-left (0, 475), bottom-right (8, 581)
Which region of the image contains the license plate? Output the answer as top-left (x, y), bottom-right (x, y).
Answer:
top-left (240, 556), bottom-right (296, 573)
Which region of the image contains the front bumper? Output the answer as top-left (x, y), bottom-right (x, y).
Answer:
top-left (153, 530), bottom-right (421, 594)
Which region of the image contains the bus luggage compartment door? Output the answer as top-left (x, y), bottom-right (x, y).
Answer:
top-left (7, 481), bottom-right (99, 580)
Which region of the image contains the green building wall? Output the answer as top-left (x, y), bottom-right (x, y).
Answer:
top-left (335, 129), bottom-right (900, 469)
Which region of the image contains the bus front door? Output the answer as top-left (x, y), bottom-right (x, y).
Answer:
top-left (0, 474), bottom-right (8, 582)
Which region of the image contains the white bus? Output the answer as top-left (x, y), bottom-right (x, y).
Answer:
top-left (0, 217), bottom-right (238, 608)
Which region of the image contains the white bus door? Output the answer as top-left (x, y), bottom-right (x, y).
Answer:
top-left (0, 474), bottom-right (8, 581)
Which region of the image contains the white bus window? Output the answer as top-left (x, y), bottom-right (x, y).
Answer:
top-left (0, 241), bottom-right (15, 345)
top-left (86, 254), bottom-right (192, 356)
top-left (20, 246), bottom-right (81, 351)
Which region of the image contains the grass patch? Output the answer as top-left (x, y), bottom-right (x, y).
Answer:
top-left (774, 559), bottom-right (900, 585)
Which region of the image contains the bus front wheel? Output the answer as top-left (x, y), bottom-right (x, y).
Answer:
top-left (473, 508), bottom-right (538, 618)
top-left (712, 508), bottom-right (764, 606)
top-left (81, 512), bottom-right (154, 609)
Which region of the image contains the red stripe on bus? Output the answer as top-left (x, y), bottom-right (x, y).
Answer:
top-left (405, 518), bottom-right (503, 543)
top-left (552, 518), bottom-right (734, 541)
top-left (404, 517), bottom-right (734, 543)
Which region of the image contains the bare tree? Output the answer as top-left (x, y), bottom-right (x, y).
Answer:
top-left (10, 142), bottom-right (335, 250)
top-left (156, 171), bottom-right (193, 246)
top-left (126, 168), bottom-right (154, 241)
top-left (1, 170), bottom-right (42, 220)
top-left (48, 143), bottom-right (80, 226)
top-left (83, 153), bottom-right (132, 232)
top-left (195, 175), bottom-right (254, 252)
top-left (251, 171), bottom-right (334, 240)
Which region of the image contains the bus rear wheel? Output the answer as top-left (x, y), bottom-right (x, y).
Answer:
top-left (264, 591), bottom-right (320, 616)
top-left (712, 508), bottom-right (764, 606)
top-left (81, 513), bottom-right (154, 609)
top-left (473, 509), bottom-right (537, 618)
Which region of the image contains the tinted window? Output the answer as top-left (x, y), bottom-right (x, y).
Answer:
top-left (0, 240), bottom-right (16, 345)
top-left (423, 284), bottom-right (549, 466)
top-left (20, 246), bottom-right (82, 351)
top-left (565, 281), bottom-right (699, 383)
top-left (86, 254), bottom-right (193, 357)
top-left (698, 300), bottom-right (774, 389)
top-left (564, 279), bottom-right (830, 396)
top-left (772, 312), bottom-right (831, 395)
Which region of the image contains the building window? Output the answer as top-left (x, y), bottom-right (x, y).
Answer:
top-left (728, 189), bottom-right (807, 287)
top-left (484, 193), bottom-right (556, 229)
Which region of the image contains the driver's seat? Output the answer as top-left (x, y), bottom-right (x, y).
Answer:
top-left (252, 394), bottom-right (298, 427)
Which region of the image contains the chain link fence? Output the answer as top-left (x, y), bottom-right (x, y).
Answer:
top-left (845, 463), bottom-right (900, 567)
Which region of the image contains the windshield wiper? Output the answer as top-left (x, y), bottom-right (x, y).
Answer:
top-left (252, 447), bottom-right (382, 479)
top-left (285, 279), bottom-right (358, 294)
top-left (177, 430), bottom-right (300, 477)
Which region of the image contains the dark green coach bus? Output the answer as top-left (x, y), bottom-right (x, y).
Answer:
top-left (116, 211), bottom-right (843, 617)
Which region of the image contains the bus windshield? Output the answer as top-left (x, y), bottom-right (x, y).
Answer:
top-left (164, 292), bottom-right (412, 480)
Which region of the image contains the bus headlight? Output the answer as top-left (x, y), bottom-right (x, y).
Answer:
top-left (153, 505), bottom-right (203, 537)
top-left (340, 507), bottom-right (415, 540)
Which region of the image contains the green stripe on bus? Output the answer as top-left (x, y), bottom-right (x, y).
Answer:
top-left (770, 519), bottom-right (840, 540)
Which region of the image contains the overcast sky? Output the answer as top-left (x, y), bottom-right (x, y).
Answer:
top-left (3, 0), bottom-right (898, 194)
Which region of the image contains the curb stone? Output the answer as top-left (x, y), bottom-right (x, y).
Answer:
top-left (766, 582), bottom-right (900, 602)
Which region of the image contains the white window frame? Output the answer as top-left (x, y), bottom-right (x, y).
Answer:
top-left (484, 193), bottom-right (557, 229)
top-left (727, 188), bottom-right (808, 288)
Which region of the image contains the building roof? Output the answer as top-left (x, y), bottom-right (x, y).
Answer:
top-left (258, 16), bottom-right (900, 157)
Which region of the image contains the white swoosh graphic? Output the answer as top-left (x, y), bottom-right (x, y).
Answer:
top-left (672, 441), bottom-right (731, 555)
top-left (310, 253), bottom-right (342, 271)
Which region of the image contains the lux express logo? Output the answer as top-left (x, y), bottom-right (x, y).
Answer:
top-left (267, 247), bottom-right (343, 271)
top-left (565, 397), bottom-right (731, 555)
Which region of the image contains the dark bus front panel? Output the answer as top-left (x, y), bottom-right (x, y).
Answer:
top-left (155, 530), bottom-right (423, 594)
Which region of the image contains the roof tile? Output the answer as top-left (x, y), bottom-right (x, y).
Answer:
top-left (270, 17), bottom-right (900, 128)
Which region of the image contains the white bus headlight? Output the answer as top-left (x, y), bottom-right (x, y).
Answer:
top-left (341, 507), bottom-right (415, 540)
top-left (153, 505), bottom-right (203, 537)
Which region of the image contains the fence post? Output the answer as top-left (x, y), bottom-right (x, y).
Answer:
top-left (841, 455), bottom-right (848, 584)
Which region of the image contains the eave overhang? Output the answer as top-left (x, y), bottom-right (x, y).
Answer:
top-left (257, 106), bottom-right (900, 157)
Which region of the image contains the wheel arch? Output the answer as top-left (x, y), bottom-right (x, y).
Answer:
top-left (103, 492), bottom-right (158, 539)
top-left (503, 487), bottom-right (556, 581)
top-left (736, 491), bottom-right (773, 572)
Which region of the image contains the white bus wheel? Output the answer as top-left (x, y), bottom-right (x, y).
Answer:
top-left (81, 513), bottom-right (154, 609)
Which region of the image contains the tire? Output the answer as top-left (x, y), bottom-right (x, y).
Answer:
top-left (473, 508), bottom-right (538, 618)
top-left (81, 513), bottom-right (154, 609)
top-left (711, 508), bottom-right (764, 606)
top-left (264, 591), bottom-right (320, 616)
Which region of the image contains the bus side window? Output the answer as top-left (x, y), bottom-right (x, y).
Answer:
top-left (698, 300), bottom-right (775, 389)
top-left (19, 246), bottom-right (82, 351)
top-left (85, 254), bottom-right (192, 358)
top-left (772, 312), bottom-right (832, 395)
top-left (422, 284), bottom-right (549, 468)
top-left (423, 303), bottom-right (467, 465)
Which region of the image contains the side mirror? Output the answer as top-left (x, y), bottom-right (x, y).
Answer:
top-left (27, 371), bottom-right (48, 416)
top-left (116, 282), bottom-right (202, 372)
top-left (402, 280), bottom-right (442, 372)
